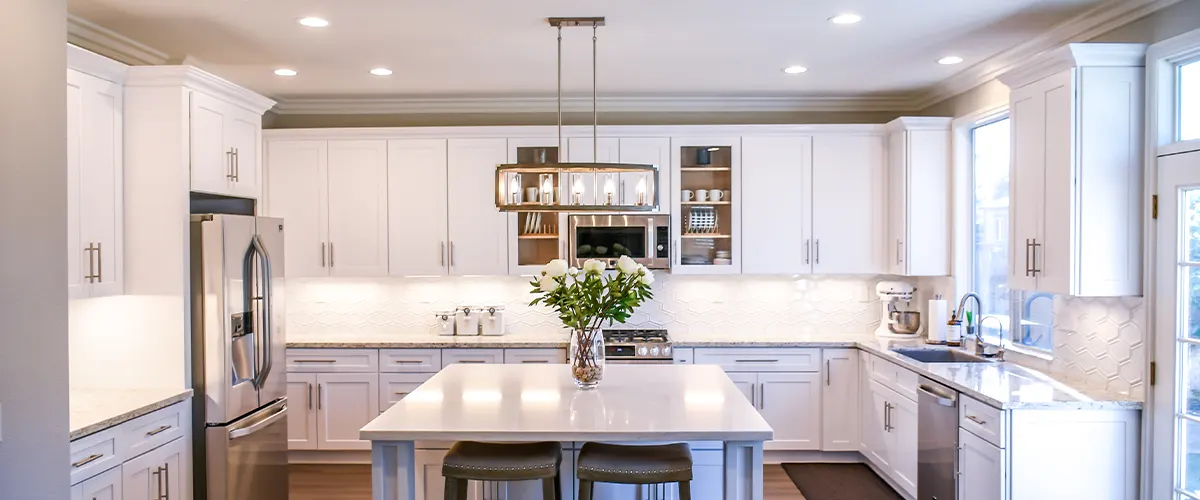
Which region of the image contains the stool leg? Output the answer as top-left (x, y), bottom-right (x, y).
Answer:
top-left (444, 477), bottom-right (467, 500)
top-left (554, 473), bottom-right (563, 500)
top-left (678, 480), bottom-right (691, 500)
top-left (578, 479), bottom-right (593, 500)
top-left (542, 476), bottom-right (557, 500)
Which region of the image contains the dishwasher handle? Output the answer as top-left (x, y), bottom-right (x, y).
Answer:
top-left (918, 384), bottom-right (957, 407)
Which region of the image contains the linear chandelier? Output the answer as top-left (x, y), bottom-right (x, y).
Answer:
top-left (495, 17), bottom-right (660, 213)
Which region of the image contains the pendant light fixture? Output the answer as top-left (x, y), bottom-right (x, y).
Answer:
top-left (495, 17), bottom-right (660, 213)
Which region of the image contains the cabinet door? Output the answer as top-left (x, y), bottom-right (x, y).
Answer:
top-left (507, 138), bottom-right (568, 275)
top-left (1008, 82), bottom-right (1046, 292)
top-left (316, 373), bottom-right (379, 450)
top-left (265, 140), bottom-right (329, 278)
top-left (960, 428), bottom-right (1006, 500)
top-left (671, 137), bottom-right (742, 274)
top-left (821, 349), bottom-right (860, 451)
top-left (902, 129), bottom-right (951, 276)
top-left (886, 130), bottom-right (909, 275)
top-left (380, 373), bottom-right (435, 413)
top-left (388, 139), bottom-right (450, 277)
top-left (190, 91), bottom-right (232, 195)
top-left (726, 372), bottom-right (758, 407)
top-left (286, 373), bottom-right (318, 450)
top-left (75, 465), bottom-right (122, 500)
top-left (327, 140), bottom-right (390, 277)
top-left (226, 107), bottom-right (262, 199)
top-left (811, 135), bottom-right (885, 274)
top-left (863, 380), bottom-right (892, 470)
top-left (1035, 69), bottom-right (1076, 295)
top-left (79, 74), bottom-right (124, 298)
top-left (122, 436), bottom-right (185, 500)
top-left (889, 393), bottom-right (919, 497)
top-left (741, 136), bottom-right (812, 274)
top-left (66, 71), bottom-right (85, 299)
top-left (158, 438), bottom-right (186, 500)
top-left (759, 372), bottom-right (822, 450)
top-left (619, 138), bottom-right (671, 211)
top-left (447, 139), bottom-right (510, 276)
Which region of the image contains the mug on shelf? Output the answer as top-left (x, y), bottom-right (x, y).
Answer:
top-left (709, 189), bottom-right (724, 201)
top-left (525, 187), bottom-right (539, 204)
top-left (696, 189), bottom-right (709, 202)
top-left (681, 190), bottom-right (695, 202)
top-left (721, 189), bottom-right (731, 201)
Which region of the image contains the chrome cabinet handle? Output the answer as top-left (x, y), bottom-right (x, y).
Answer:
top-left (734, 359), bottom-right (778, 363)
top-left (145, 425), bottom-right (172, 437)
top-left (884, 402), bottom-right (892, 432)
top-left (966, 415), bottom-right (987, 425)
top-left (393, 359), bottom-right (424, 365)
top-left (294, 359), bottom-right (337, 363)
top-left (521, 360), bottom-right (550, 363)
top-left (449, 242), bottom-right (456, 267)
top-left (95, 242), bottom-right (102, 282)
top-left (815, 239), bottom-right (821, 265)
top-left (71, 453), bottom-right (103, 468)
top-left (394, 392), bottom-right (410, 397)
top-left (1024, 239), bottom-right (1031, 276)
top-left (307, 382), bottom-right (313, 410)
top-left (457, 360), bottom-right (486, 364)
top-left (955, 444), bottom-right (963, 479)
top-left (152, 467), bottom-right (162, 500)
top-left (1031, 239), bottom-right (1042, 275)
top-left (896, 239), bottom-right (903, 265)
top-left (226, 149), bottom-right (236, 180)
top-left (759, 384), bottom-right (765, 410)
top-left (329, 242), bottom-right (334, 267)
top-left (440, 242), bottom-right (446, 267)
top-left (826, 359), bottom-right (831, 386)
top-left (162, 463), bottom-right (170, 500)
top-left (749, 384), bottom-right (756, 408)
top-left (233, 148), bottom-right (240, 182)
top-left (84, 243), bottom-right (97, 283)
top-left (321, 243), bottom-right (326, 268)
top-left (804, 239), bottom-right (811, 265)
top-left (317, 383), bottom-right (323, 410)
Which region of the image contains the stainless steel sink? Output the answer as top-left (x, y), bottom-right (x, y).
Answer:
top-left (891, 348), bottom-right (996, 364)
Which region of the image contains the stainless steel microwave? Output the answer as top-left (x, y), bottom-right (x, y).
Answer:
top-left (568, 215), bottom-right (670, 270)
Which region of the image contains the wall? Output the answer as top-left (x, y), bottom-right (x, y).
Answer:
top-left (0, 0), bottom-right (70, 498)
top-left (69, 295), bottom-right (188, 390)
top-left (265, 110), bottom-right (908, 129)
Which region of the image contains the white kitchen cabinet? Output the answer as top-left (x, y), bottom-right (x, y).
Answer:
top-left (759, 372), bottom-right (822, 451)
top-left (380, 373), bottom-right (436, 413)
top-left (862, 380), bottom-right (892, 470)
top-left (327, 140), bottom-right (390, 277)
top-left (448, 139), bottom-right (510, 276)
top-left (821, 349), bottom-right (859, 451)
top-left (265, 140), bottom-right (328, 278)
top-left (316, 372), bottom-right (380, 451)
top-left (999, 43), bottom-right (1144, 296)
top-left (121, 436), bottom-right (185, 500)
top-left (811, 134), bottom-right (885, 275)
top-left (741, 136), bottom-right (813, 275)
top-left (71, 465), bottom-right (122, 500)
top-left (287, 372), bottom-right (318, 450)
top-left (503, 348), bottom-right (567, 364)
top-left (618, 137), bottom-right (672, 211)
top-left (960, 428), bottom-right (1005, 500)
top-left (508, 137), bottom-right (569, 275)
top-left (388, 139), bottom-right (450, 277)
top-left (864, 378), bottom-right (917, 497)
top-left (66, 68), bottom-right (124, 299)
top-left (671, 137), bottom-right (742, 274)
top-left (189, 91), bottom-right (263, 198)
top-left (885, 117), bottom-right (951, 276)
top-left (442, 348), bottom-right (505, 365)
top-left (727, 372), bottom-right (758, 407)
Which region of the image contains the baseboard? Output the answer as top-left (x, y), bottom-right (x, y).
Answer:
top-left (289, 450), bottom-right (371, 464)
top-left (765, 450), bottom-right (864, 465)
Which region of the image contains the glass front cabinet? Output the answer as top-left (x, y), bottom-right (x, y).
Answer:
top-left (507, 139), bottom-right (570, 276)
top-left (671, 137), bottom-right (741, 274)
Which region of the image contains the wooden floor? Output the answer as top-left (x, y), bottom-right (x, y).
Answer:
top-left (290, 464), bottom-right (806, 500)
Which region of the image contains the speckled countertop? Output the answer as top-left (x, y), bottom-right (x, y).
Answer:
top-left (70, 388), bottom-right (193, 441)
top-left (286, 332), bottom-right (1142, 411)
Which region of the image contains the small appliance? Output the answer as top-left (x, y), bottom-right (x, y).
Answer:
top-left (602, 328), bottom-right (674, 364)
top-left (480, 306), bottom-right (507, 336)
top-left (434, 310), bottom-right (456, 336)
top-left (875, 281), bottom-right (921, 337)
top-left (569, 214), bottom-right (670, 270)
top-left (455, 306), bottom-right (481, 336)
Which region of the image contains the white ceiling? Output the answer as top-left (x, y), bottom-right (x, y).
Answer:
top-left (68, 0), bottom-right (1107, 103)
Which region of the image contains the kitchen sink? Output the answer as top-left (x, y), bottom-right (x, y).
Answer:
top-left (891, 348), bottom-right (997, 364)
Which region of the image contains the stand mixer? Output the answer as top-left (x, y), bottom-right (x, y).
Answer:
top-left (875, 281), bottom-right (921, 338)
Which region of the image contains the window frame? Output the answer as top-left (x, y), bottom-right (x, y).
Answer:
top-left (1177, 56), bottom-right (1200, 142)
top-left (967, 114), bottom-right (1015, 347)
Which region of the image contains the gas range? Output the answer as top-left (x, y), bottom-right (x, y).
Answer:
top-left (602, 328), bottom-right (673, 363)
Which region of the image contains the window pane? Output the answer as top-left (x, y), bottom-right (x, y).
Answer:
top-left (1182, 60), bottom-right (1200, 141)
top-left (972, 118), bottom-right (1011, 340)
top-left (1017, 292), bottom-right (1054, 350)
top-left (1184, 416), bottom-right (1200, 494)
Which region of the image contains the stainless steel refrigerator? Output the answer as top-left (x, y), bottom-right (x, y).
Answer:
top-left (190, 214), bottom-right (288, 500)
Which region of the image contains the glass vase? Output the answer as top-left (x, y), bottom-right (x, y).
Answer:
top-left (569, 328), bottom-right (605, 389)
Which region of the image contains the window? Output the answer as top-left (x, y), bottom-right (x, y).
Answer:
top-left (1181, 58), bottom-right (1200, 141)
top-left (969, 117), bottom-right (1054, 351)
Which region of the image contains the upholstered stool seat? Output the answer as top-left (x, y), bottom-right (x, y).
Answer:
top-left (576, 442), bottom-right (693, 500)
top-left (442, 441), bottom-right (562, 500)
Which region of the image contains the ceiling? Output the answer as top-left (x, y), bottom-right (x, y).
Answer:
top-left (68, 0), bottom-right (1108, 105)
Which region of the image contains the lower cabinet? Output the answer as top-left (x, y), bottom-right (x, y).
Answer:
top-left (862, 378), bottom-right (917, 497)
top-left (70, 466), bottom-right (122, 500)
top-left (287, 373), bottom-right (319, 450)
top-left (959, 428), bottom-right (1005, 500)
top-left (289, 372), bottom-right (381, 451)
top-left (821, 349), bottom-right (859, 451)
top-left (724, 372), bottom-right (821, 450)
top-left (121, 436), bottom-right (187, 500)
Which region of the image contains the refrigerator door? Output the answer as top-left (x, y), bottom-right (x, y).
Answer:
top-left (204, 398), bottom-right (289, 500)
top-left (254, 217), bottom-right (287, 406)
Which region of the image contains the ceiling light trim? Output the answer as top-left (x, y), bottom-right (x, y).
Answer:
top-left (67, 15), bottom-right (169, 66)
top-left (271, 95), bottom-right (921, 115)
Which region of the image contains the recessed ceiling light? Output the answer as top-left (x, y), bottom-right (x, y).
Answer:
top-left (298, 17), bottom-right (329, 28)
top-left (782, 66), bottom-right (808, 75)
top-left (274, 68), bottom-right (298, 77)
top-left (938, 56), bottom-right (964, 65)
top-left (370, 68), bottom-right (394, 77)
top-left (829, 13), bottom-right (862, 25)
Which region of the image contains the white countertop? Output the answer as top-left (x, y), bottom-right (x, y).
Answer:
top-left (360, 364), bottom-right (773, 442)
top-left (70, 387), bottom-right (193, 440)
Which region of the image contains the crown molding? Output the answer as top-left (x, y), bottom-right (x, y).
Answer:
top-left (885, 116), bottom-right (953, 132)
top-left (67, 15), bottom-right (168, 66)
top-left (912, 0), bottom-right (1183, 111)
top-left (126, 66), bottom-right (277, 114)
top-left (263, 123), bottom-right (890, 140)
top-left (270, 94), bottom-right (922, 115)
top-left (67, 44), bottom-right (129, 84)
top-left (997, 43), bottom-right (1147, 89)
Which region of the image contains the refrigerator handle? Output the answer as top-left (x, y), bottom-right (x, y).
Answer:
top-left (252, 234), bottom-right (275, 391)
top-left (241, 238), bottom-right (261, 389)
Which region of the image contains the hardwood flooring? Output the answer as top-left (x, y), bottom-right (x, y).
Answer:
top-left (289, 464), bottom-right (806, 500)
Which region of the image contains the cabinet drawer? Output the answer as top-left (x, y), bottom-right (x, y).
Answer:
top-left (960, 395), bottom-right (1006, 448)
top-left (120, 401), bottom-right (186, 460)
top-left (442, 348), bottom-right (504, 365)
top-left (287, 348), bottom-right (379, 372)
top-left (380, 373), bottom-right (436, 412)
top-left (672, 347), bottom-right (694, 365)
top-left (503, 348), bottom-right (567, 364)
top-left (380, 349), bottom-right (442, 373)
top-left (693, 348), bottom-right (821, 372)
top-left (70, 427), bottom-right (122, 485)
top-left (868, 354), bottom-right (918, 401)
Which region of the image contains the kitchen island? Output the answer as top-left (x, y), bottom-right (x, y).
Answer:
top-left (361, 364), bottom-right (773, 500)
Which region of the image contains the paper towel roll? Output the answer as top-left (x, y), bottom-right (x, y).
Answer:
top-left (928, 299), bottom-right (949, 344)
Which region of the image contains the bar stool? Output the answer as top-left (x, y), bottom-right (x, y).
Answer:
top-left (442, 441), bottom-right (563, 500)
top-left (576, 442), bottom-right (693, 500)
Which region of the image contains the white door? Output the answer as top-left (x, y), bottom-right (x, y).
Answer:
top-left (286, 373), bottom-right (318, 450)
top-left (157, 437), bottom-right (186, 500)
top-left (316, 373), bottom-right (380, 450)
top-left (265, 140), bottom-right (329, 278)
top-left (811, 134), bottom-right (885, 274)
top-left (760, 372), bottom-right (822, 450)
top-left (726, 372), bottom-right (758, 408)
top-left (190, 91), bottom-right (232, 195)
top-left (226, 107), bottom-right (261, 199)
top-left (1152, 145), bottom-right (1200, 500)
top-left (380, 373), bottom-right (435, 413)
top-left (447, 139), bottom-right (510, 276)
top-left (1033, 69), bottom-right (1076, 295)
top-left (863, 380), bottom-right (892, 470)
top-left (959, 428), bottom-right (1005, 500)
top-left (887, 130), bottom-right (909, 275)
top-left (388, 139), bottom-right (450, 277)
top-left (73, 466), bottom-right (122, 500)
top-left (619, 138), bottom-right (671, 211)
top-left (671, 136), bottom-right (742, 275)
top-left (888, 392), bottom-right (919, 496)
top-left (66, 71), bottom-right (85, 299)
top-left (327, 140), bottom-right (390, 277)
top-left (741, 136), bottom-right (812, 274)
top-left (79, 74), bottom-right (123, 298)
top-left (1008, 82), bottom-right (1047, 292)
top-left (821, 349), bottom-right (860, 451)
top-left (122, 436), bottom-right (185, 500)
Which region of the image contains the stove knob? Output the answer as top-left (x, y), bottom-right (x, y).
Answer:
top-left (650, 346), bottom-right (660, 356)
top-left (637, 346), bottom-right (648, 356)
top-left (662, 346), bottom-right (672, 356)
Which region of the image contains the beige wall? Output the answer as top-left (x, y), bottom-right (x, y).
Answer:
top-left (265, 110), bottom-right (907, 129)
top-left (0, 0), bottom-right (70, 498)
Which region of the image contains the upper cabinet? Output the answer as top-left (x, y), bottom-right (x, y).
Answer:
top-left (999, 43), bottom-right (1145, 297)
top-left (67, 47), bottom-right (126, 300)
top-left (886, 118), bottom-right (951, 276)
top-left (671, 137), bottom-right (742, 274)
top-left (447, 138), bottom-right (511, 276)
top-left (811, 134), bottom-right (886, 275)
top-left (389, 139), bottom-right (451, 277)
top-left (741, 136), bottom-right (812, 275)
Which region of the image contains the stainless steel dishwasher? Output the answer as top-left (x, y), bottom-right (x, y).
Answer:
top-left (917, 377), bottom-right (959, 500)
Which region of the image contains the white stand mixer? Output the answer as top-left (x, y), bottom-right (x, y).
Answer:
top-left (875, 281), bottom-right (921, 338)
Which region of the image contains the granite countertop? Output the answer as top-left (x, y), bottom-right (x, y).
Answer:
top-left (286, 331), bottom-right (869, 349)
top-left (70, 387), bottom-right (193, 441)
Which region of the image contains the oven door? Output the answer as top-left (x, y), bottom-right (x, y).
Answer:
top-left (569, 215), bottom-right (669, 269)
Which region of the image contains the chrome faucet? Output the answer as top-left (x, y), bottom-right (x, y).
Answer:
top-left (954, 292), bottom-right (1004, 360)
top-left (954, 292), bottom-right (982, 338)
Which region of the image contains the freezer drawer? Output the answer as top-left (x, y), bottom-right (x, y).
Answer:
top-left (204, 398), bottom-right (288, 500)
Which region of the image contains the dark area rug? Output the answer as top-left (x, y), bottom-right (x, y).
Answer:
top-left (781, 463), bottom-right (904, 500)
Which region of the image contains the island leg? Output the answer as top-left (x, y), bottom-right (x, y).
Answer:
top-left (372, 440), bottom-right (416, 500)
top-left (723, 441), bottom-right (764, 500)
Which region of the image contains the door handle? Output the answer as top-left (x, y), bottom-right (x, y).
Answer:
top-left (229, 404), bottom-right (288, 439)
top-left (749, 384), bottom-right (756, 408)
top-left (317, 383), bottom-right (323, 410)
top-left (1024, 239), bottom-right (1032, 277)
top-left (226, 149), bottom-right (236, 180)
top-left (308, 382), bottom-right (313, 410)
top-left (918, 384), bottom-right (957, 407)
top-left (145, 425), bottom-right (172, 437)
top-left (966, 415), bottom-right (988, 426)
top-left (896, 239), bottom-right (903, 265)
top-left (449, 242), bottom-right (456, 267)
top-left (321, 243), bottom-right (326, 268)
top-left (95, 242), bottom-right (102, 283)
top-left (521, 360), bottom-right (550, 363)
top-left (1031, 239), bottom-right (1042, 275)
top-left (804, 239), bottom-right (811, 265)
top-left (71, 453), bottom-right (104, 468)
top-left (759, 384), bottom-right (765, 410)
top-left (884, 402), bottom-right (892, 432)
top-left (162, 463), bottom-right (170, 500)
top-left (826, 359), bottom-right (831, 386)
top-left (329, 242), bottom-right (334, 267)
top-left (440, 241), bottom-right (446, 267)
top-left (84, 243), bottom-right (97, 283)
top-left (815, 239), bottom-right (820, 265)
top-left (233, 147), bottom-right (240, 182)
top-left (152, 467), bottom-right (163, 500)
